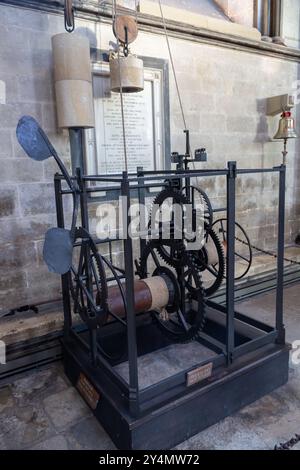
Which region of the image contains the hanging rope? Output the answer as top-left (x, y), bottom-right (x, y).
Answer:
top-left (113, 0), bottom-right (129, 172)
top-left (158, 0), bottom-right (188, 132)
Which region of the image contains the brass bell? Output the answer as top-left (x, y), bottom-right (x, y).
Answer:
top-left (274, 111), bottom-right (298, 140)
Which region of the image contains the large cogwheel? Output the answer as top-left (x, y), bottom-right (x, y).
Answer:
top-left (137, 241), bottom-right (206, 343)
top-left (149, 188), bottom-right (195, 268)
top-left (181, 185), bottom-right (214, 230)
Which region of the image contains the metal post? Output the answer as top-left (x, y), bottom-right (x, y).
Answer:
top-left (271, 0), bottom-right (285, 44)
top-left (137, 167), bottom-right (147, 255)
top-left (276, 164), bottom-right (286, 344)
top-left (226, 161), bottom-right (237, 365)
top-left (254, 0), bottom-right (259, 29)
top-left (78, 167), bottom-right (97, 365)
top-left (69, 128), bottom-right (84, 175)
top-left (263, 0), bottom-right (269, 36)
top-left (54, 175), bottom-right (72, 339)
top-left (122, 172), bottom-right (140, 416)
top-left (273, 0), bottom-right (281, 36)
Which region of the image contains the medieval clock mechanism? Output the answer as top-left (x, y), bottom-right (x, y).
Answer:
top-left (15, 0), bottom-right (289, 450)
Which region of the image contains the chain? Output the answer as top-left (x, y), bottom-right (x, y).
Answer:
top-left (235, 235), bottom-right (300, 267)
top-left (275, 433), bottom-right (300, 450)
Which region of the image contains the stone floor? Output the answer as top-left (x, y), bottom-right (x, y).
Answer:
top-left (0, 283), bottom-right (300, 450)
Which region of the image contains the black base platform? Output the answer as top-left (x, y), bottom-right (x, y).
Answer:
top-left (62, 335), bottom-right (289, 450)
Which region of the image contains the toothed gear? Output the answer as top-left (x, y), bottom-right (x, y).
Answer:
top-left (138, 241), bottom-right (206, 343)
top-left (149, 187), bottom-right (212, 268)
top-left (148, 227), bottom-right (225, 297)
top-left (181, 185), bottom-right (214, 230)
top-left (148, 186), bottom-right (224, 296)
top-left (149, 188), bottom-right (191, 266)
top-left (190, 227), bottom-right (225, 297)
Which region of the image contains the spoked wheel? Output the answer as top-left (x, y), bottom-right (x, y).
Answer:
top-left (69, 228), bottom-right (108, 322)
top-left (138, 241), bottom-right (206, 342)
top-left (191, 228), bottom-right (225, 297)
top-left (212, 218), bottom-right (253, 280)
top-left (69, 228), bottom-right (126, 362)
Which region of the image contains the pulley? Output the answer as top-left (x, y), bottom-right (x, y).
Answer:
top-left (110, 15), bottom-right (144, 93)
top-left (274, 111), bottom-right (298, 140)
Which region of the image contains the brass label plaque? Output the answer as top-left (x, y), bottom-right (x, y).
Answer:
top-left (76, 373), bottom-right (100, 410)
top-left (186, 362), bottom-right (213, 387)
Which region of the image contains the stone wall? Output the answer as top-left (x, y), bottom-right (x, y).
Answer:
top-left (282, 0), bottom-right (300, 49)
top-left (0, 3), bottom-right (300, 312)
top-left (158, 0), bottom-right (229, 20)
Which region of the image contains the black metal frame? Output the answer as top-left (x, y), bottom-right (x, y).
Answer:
top-left (55, 161), bottom-right (287, 418)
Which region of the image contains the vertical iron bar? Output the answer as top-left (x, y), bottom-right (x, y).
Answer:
top-left (78, 167), bottom-right (97, 366)
top-left (137, 167), bottom-right (147, 254)
top-left (226, 161), bottom-right (236, 365)
top-left (54, 175), bottom-right (72, 339)
top-left (271, 0), bottom-right (282, 38)
top-left (262, 0), bottom-right (270, 37)
top-left (122, 171), bottom-right (140, 416)
top-left (276, 164), bottom-right (286, 344)
top-left (109, 241), bottom-right (113, 264)
top-left (69, 129), bottom-right (84, 175)
top-left (254, 0), bottom-right (259, 29)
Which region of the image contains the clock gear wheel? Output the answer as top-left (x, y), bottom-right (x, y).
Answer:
top-left (137, 240), bottom-right (206, 342)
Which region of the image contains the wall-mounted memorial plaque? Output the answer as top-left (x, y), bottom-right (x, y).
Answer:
top-left (85, 57), bottom-right (170, 182)
top-left (94, 77), bottom-right (155, 174)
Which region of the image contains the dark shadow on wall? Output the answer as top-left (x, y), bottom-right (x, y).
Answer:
top-left (255, 97), bottom-right (272, 167)
top-left (253, 97), bottom-right (272, 192)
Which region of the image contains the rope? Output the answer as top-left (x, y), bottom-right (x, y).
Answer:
top-left (156, 0), bottom-right (299, 266)
top-left (158, 0), bottom-right (188, 132)
top-left (157, 0), bottom-right (198, 174)
top-left (113, 0), bottom-right (128, 172)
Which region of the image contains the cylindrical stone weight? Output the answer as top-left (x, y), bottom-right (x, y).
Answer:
top-left (55, 79), bottom-right (95, 129)
top-left (52, 33), bottom-right (92, 82)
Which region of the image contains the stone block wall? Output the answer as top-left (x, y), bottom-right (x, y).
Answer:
top-left (282, 0), bottom-right (300, 49)
top-left (0, 3), bottom-right (299, 312)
